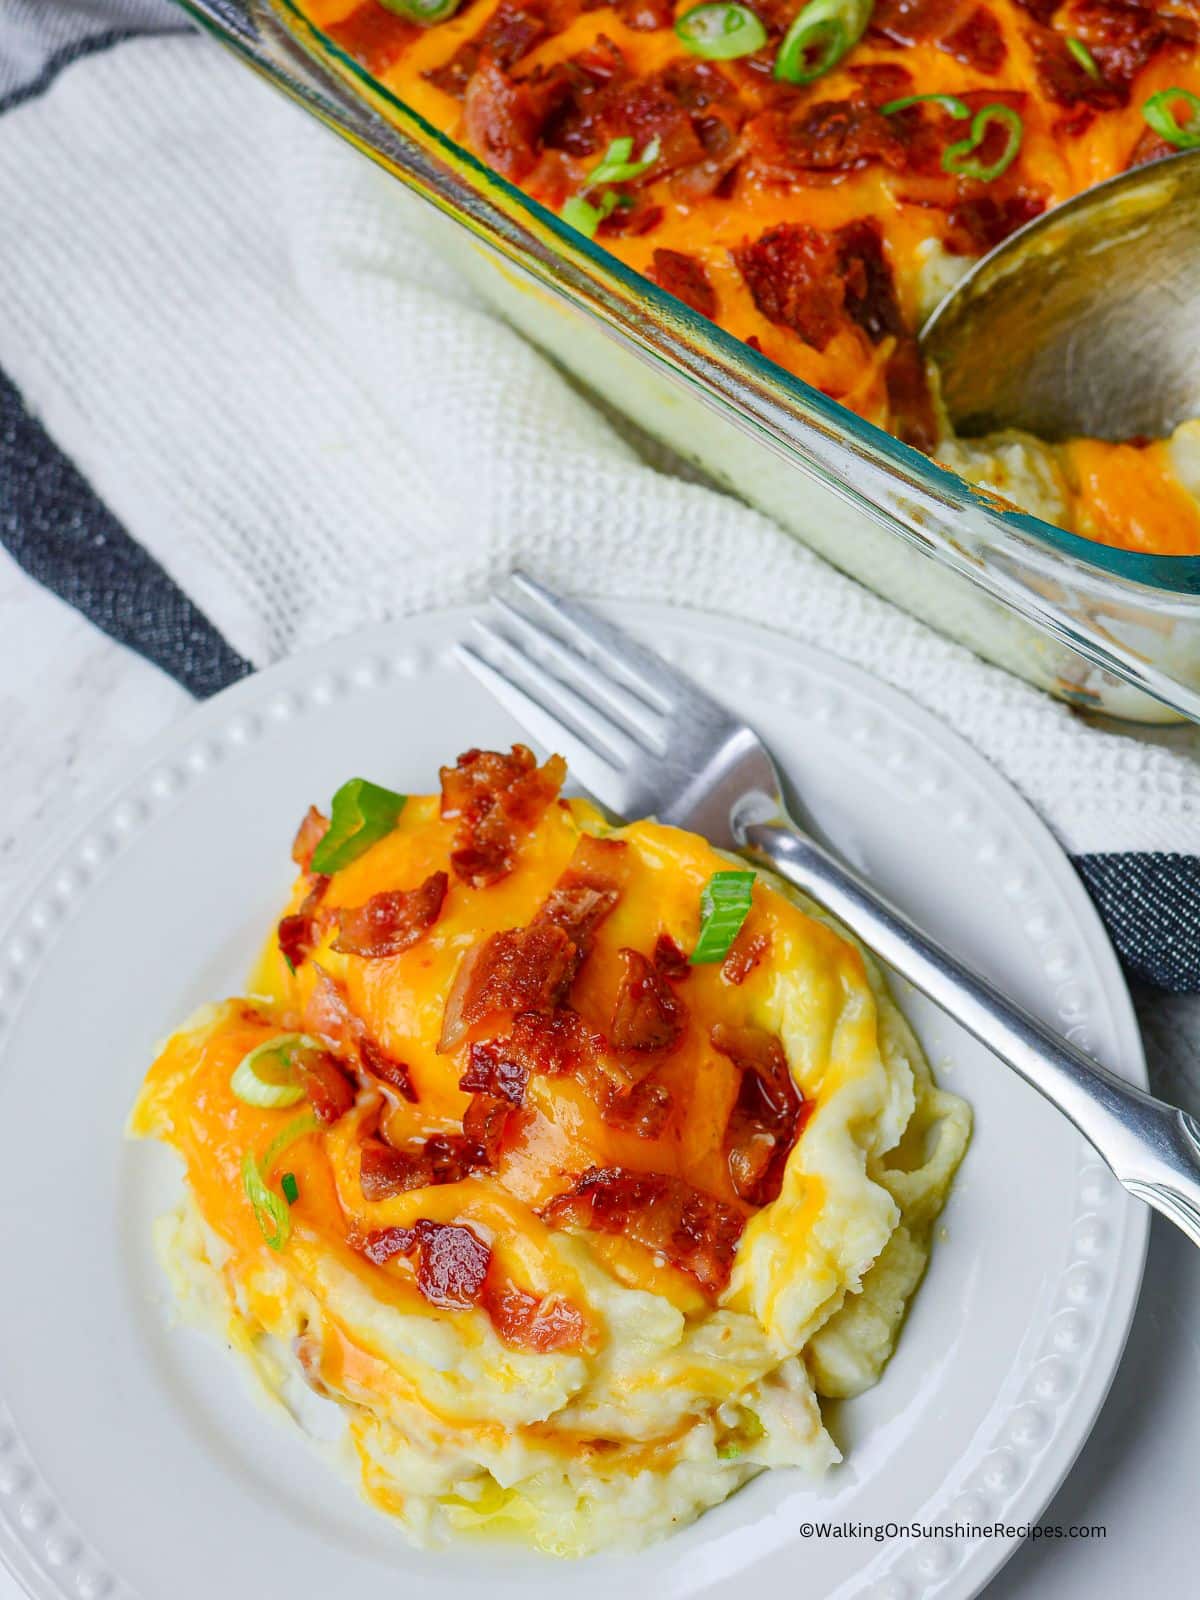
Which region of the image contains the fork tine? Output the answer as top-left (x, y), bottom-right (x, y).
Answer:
top-left (488, 596), bottom-right (670, 757)
top-left (463, 577), bottom-right (775, 844)
top-left (469, 618), bottom-right (641, 764)
top-left (456, 638), bottom-right (636, 809)
top-left (455, 642), bottom-right (631, 806)
top-left (506, 572), bottom-right (682, 715)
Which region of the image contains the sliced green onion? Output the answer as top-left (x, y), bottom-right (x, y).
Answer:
top-left (242, 1153), bottom-right (291, 1250)
top-left (262, 1110), bottom-right (319, 1174)
top-left (230, 1033), bottom-right (319, 1108)
top-left (691, 870), bottom-right (756, 964)
top-left (563, 134), bottom-right (661, 236)
top-left (1066, 36), bottom-right (1100, 79)
top-left (242, 1112), bottom-right (318, 1251)
top-left (775, 0), bottom-right (873, 86)
top-left (281, 1172), bottom-right (300, 1206)
top-left (378, 0), bottom-right (463, 23)
top-left (881, 92), bottom-right (970, 120)
top-left (717, 1407), bottom-right (765, 1459)
top-left (941, 104), bottom-right (1024, 182)
top-left (675, 3), bottom-right (767, 60)
top-left (585, 136), bottom-right (662, 188)
top-left (562, 189), bottom-right (620, 238)
top-left (310, 778), bottom-right (406, 874)
top-left (1143, 87), bottom-right (1200, 149)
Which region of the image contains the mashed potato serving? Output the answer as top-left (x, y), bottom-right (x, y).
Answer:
top-left (130, 745), bottom-right (970, 1554)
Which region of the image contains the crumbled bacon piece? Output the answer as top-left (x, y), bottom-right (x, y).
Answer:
top-left (721, 928), bottom-right (770, 985)
top-left (872, 0), bottom-right (1008, 69)
top-left (483, 1281), bottom-right (591, 1351)
top-left (870, 0), bottom-right (961, 43)
top-left (605, 75), bottom-right (706, 172)
top-left (460, 1038), bottom-right (531, 1104)
top-left (327, 3), bottom-right (418, 77)
top-left (426, 2), bottom-right (547, 99)
top-left (869, 92), bottom-right (972, 180)
top-left (661, 58), bottom-right (739, 111)
top-left (303, 965), bottom-right (363, 1050)
top-left (278, 913), bottom-right (314, 971)
top-left (733, 0), bottom-right (798, 32)
top-left (525, 148), bottom-right (574, 208)
top-left (651, 248), bottom-right (718, 319)
top-left (597, 198), bottom-right (664, 235)
top-left (544, 1167), bottom-right (746, 1294)
top-left (711, 1022), bottom-right (806, 1206)
top-left (357, 1224), bottom-right (416, 1265)
top-left (333, 871), bottom-right (449, 960)
top-left (355, 1219), bottom-right (492, 1311)
top-left (439, 923), bottom-right (576, 1051)
top-left (440, 744), bottom-right (566, 887)
top-left (359, 1134), bottom-right (482, 1199)
top-left (833, 217), bottom-right (939, 451)
top-left (847, 62), bottom-right (916, 104)
top-left (1027, 26), bottom-right (1126, 109)
top-left (463, 58), bottom-right (543, 182)
top-left (291, 806), bottom-right (330, 872)
top-left (610, 948), bottom-right (684, 1051)
top-left (733, 224), bottom-right (844, 350)
top-left (670, 109), bottom-right (745, 201)
top-left (360, 1141), bottom-right (425, 1200)
top-left (277, 874), bottom-right (330, 971)
top-left (744, 100), bottom-right (908, 182)
top-left (605, 1075), bottom-right (673, 1138)
top-left (359, 1037), bottom-right (417, 1103)
top-left (507, 1007), bottom-right (604, 1078)
top-left (653, 933), bottom-right (690, 981)
top-left (462, 1091), bottom-right (514, 1163)
top-left (1054, 106), bottom-right (1097, 139)
top-left (535, 835), bottom-right (628, 957)
top-left (1064, 0), bottom-right (1195, 100)
top-left (942, 191), bottom-right (1046, 254)
top-left (536, 35), bottom-right (630, 157)
top-left (297, 1049), bottom-right (356, 1125)
top-left (1125, 121), bottom-right (1176, 168)
top-left (940, 5), bottom-right (1007, 71)
top-left (835, 217), bottom-right (903, 344)
top-left (466, 1004), bottom-right (667, 1128)
top-left (415, 1220), bottom-right (492, 1309)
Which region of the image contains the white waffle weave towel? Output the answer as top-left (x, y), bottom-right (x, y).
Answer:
top-left (0, 29), bottom-right (1198, 872)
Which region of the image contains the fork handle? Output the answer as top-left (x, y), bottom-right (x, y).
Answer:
top-left (742, 815), bottom-right (1200, 1247)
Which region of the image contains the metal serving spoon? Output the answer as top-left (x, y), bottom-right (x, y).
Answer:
top-left (920, 148), bottom-right (1200, 443)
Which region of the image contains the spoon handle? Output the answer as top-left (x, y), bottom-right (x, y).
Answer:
top-left (743, 816), bottom-right (1200, 1247)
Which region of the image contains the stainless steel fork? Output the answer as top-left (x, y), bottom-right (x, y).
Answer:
top-left (458, 571), bottom-right (1200, 1249)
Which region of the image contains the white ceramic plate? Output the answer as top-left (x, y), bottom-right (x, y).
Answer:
top-left (0, 605), bottom-right (1146, 1600)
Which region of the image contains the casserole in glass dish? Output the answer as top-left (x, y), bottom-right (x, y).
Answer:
top-left (180, 0), bottom-right (1200, 721)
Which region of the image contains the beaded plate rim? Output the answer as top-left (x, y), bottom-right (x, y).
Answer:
top-left (0, 603), bottom-right (1148, 1600)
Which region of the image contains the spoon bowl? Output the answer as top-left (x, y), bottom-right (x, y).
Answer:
top-left (920, 148), bottom-right (1200, 443)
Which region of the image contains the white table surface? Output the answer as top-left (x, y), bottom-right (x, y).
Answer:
top-left (3, 553), bottom-right (1198, 1599)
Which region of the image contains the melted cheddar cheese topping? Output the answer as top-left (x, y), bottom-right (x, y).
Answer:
top-left (131, 752), bottom-right (970, 1553)
top-left (295, 0), bottom-right (1200, 554)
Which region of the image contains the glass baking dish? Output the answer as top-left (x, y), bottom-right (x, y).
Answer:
top-left (179, 0), bottom-right (1200, 723)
